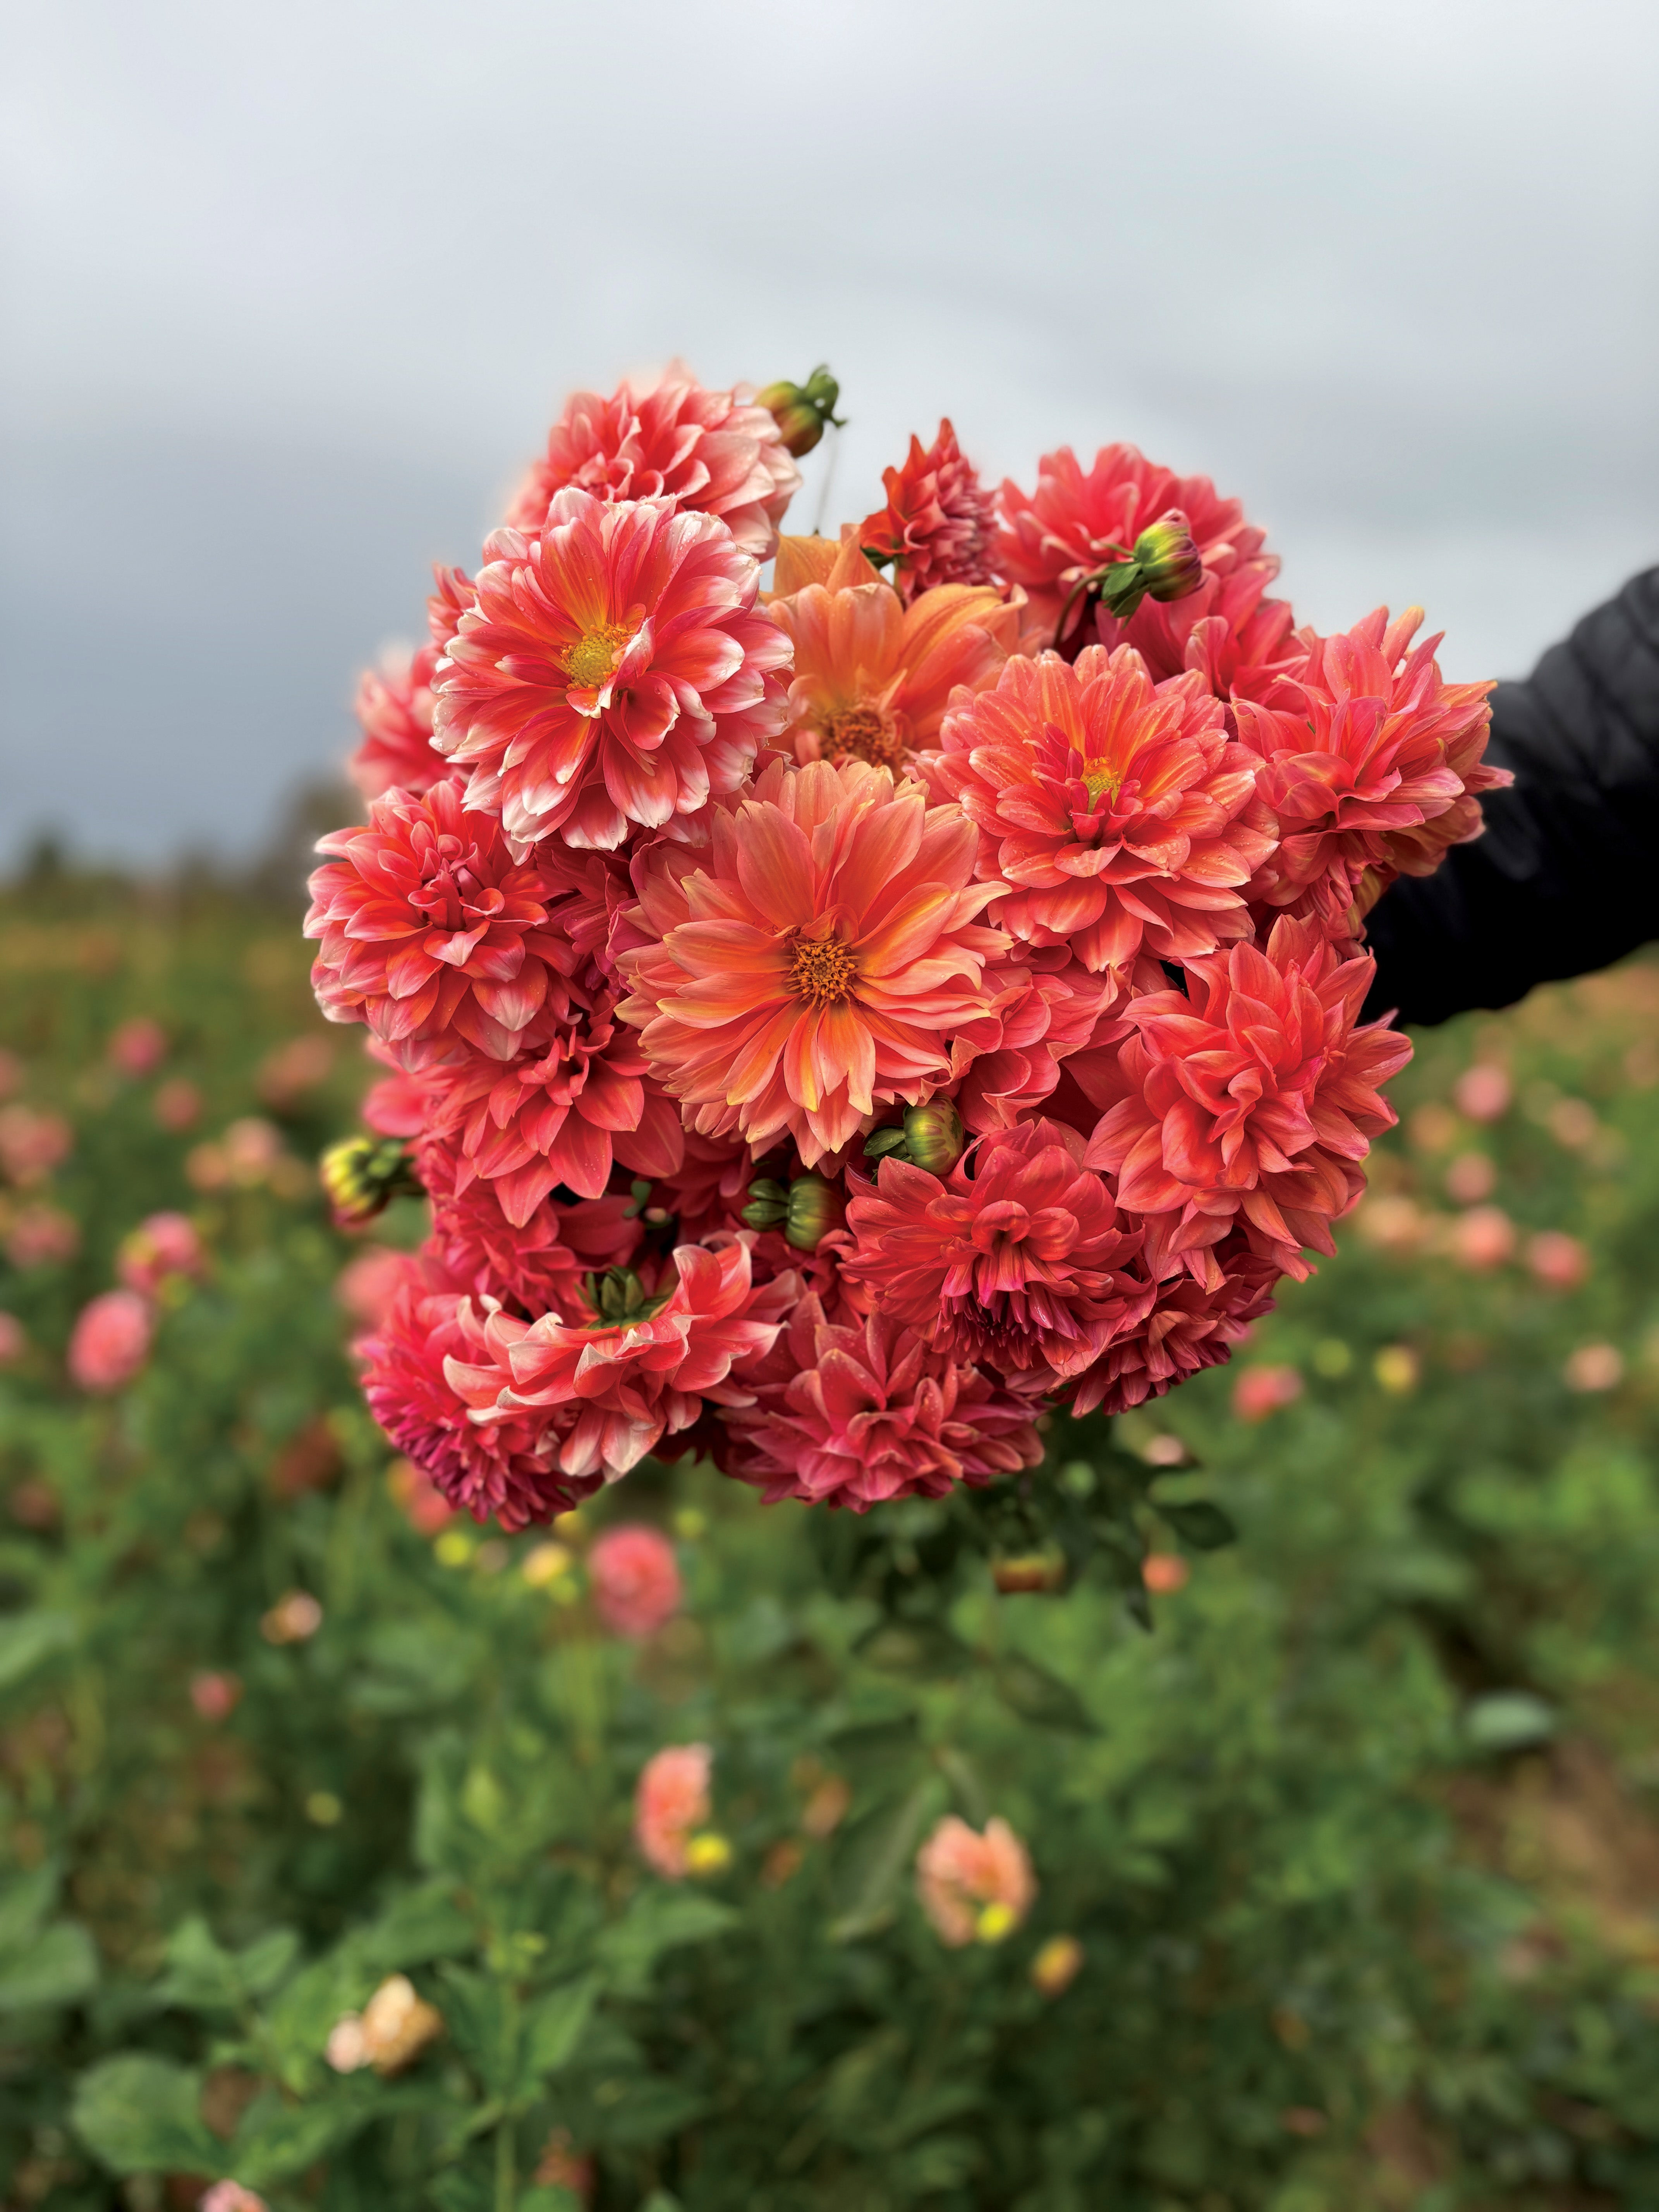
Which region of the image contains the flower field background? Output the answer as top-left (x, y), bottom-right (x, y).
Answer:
top-left (5, 866), bottom-right (1659, 2209)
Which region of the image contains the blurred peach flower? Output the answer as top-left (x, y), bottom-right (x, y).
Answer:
top-left (261, 1591), bottom-right (323, 1645)
top-left (258, 1035), bottom-right (334, 1109)
top-left (533, 2127), bottom-right (596, 2200)
top-left (67, 1290), bottom-right (153, 1393)
top-left (335, 1247), bottom-right (410, 1331)
top-left (0, 1106), bottom-right (72, 1187)
top-left (326, 1973), bottom-right (443, 2076)
top-left (153, 1079), bottom-right (203, 1132)
top-left (5, 1204), bottom-right (79, 1269)
top-left (190, 1671), bottom-right (242, 1722)
top-left (635, 1743), bottom-right (713, 1878)
top-left (1355, 1194), bottom-right (1427, 1253)
top-left (1527, 1230), bottom-right (1589, 1291)
top-left (0, 1049), bottom-right (21, 1099)
top-left (386, 1456), bottom-right (457, 1537)
top-left (916, 1814), bottom-right (1036, 1946)
top-left (198, 2186), bottom-right (268, 2212)
top-left (108, 1017), bottom-right (167, 1076)
top-left (801, 1773), bottom-right (852, 1839)
top-left (117, 1212), bottom-right (206, 1296)
top-left (1453, 1063), bottom-right (1511, 1121)
top-left (1232, 1365), bottom-right (1303, 1423)
top-left (587, 1524), bottom-right (683, 1638)
top-left (1449, 1205), bottom-right (1515, 1271)
top-left (0, 1313), bottom-right (25, 1365)
top-left (1142, 1553), bottom-right (1190, 1594)
top-left (1565, 1343), bottom-right (1623, 1393)
top-left (1030, 1934), bottom-right (1085, 1997)
top-left (1443, 1151), bottom-right (1496, 1205)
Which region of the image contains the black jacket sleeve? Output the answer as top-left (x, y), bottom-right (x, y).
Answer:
top-left (1361, 566), bottom-right (1659, 1026)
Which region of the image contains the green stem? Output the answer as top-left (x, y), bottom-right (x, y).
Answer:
top-left (495, 2111), bottom-right (516, 2212)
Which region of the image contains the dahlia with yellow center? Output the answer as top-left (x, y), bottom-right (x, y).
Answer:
top-left (617, 756), bottom-right (1009, 1166)
top-left (767, 531), bottom-right (1019, 776)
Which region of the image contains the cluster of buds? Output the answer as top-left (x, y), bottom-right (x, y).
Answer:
top-left (740, 1171), bottom-right (847, 1252)
top-left (755, 365), bottom-right (845, 457)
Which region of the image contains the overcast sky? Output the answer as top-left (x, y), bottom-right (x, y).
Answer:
top-left (3, 0), bottom-right (1657, 867)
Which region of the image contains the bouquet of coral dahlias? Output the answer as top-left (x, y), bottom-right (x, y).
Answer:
top-left (307, 359), bottom-right (1504, 1530)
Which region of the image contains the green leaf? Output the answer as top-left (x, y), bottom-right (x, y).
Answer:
top-left (592, 2075), bottom-right (709, 2149)
top-left (0, 1919), bottom-right (98, 2011)
top-left (71, 2054), bottom-right (218, 2175)
top-left (518, 2191), bottom-right (585, 2212)
top-left (992, 1652), bottom-right (1095, 1734)
top-left (596, 1890), bottom-right (738, 1997)
top-left (0, 1863), bottom-right (59, 1953)
top-left (519, 1973), bottom-right (598, 2087)
top-left (156, 1914), bottom-right (240, 2009)
top-left (1152, 1499), bottom-right (1237, 1550)
top-left (831, 1775), bottom-right (945, 1944)
top-left (436, 1961), bottom-right (516, 2092)
top-left (857, 1620), bottom-right (971, 1676)
top-left (232, 2087), bottom-right (381, 2187)
top-left (362, 1880), bottom-right (477, 1971)
top-left (0, 1609), bottom-right (75, 1691)
top-left (238, 1927), bottom-right (300, 1996)
top-left (1464, 1691), bottom-right (1557, 1752)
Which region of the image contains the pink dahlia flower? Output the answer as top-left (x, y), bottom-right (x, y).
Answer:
top-left (1084, 916), bottom-right (1413, 1280)
top-left (858, 419), bottom-right (997, 602)
top-left (915, 1814), bottom-right (1036, 1946)
top-left (199, 2187), bottom-right (268, 2212)
top-left (108, 1016), bottom-right (167, 1077)
top-left (0, 1106), bottom-right (72, 1187)
top-left (67, 1288), bottom-right (154, 1393)
top-left (357, 1261), bottom-right (597, 1529)
top-left (116, 1211), bottom-right (206, 1296)
top-left (1236, 606), bottom-right (1504, 928)
top-left (768, 531), bottom-right (1017, 775)
top-left (474, 1235), bottom-right (797, 1482)
top-left (335, 1245), bottom-right (410, 1330)
top-left (348, 643), bottom-right (446, 802)
top-left (950, 947), bottom-right (1115, 1135)
top-left (433, 491), bottom-right (790, 852)
top-left (587, 1523), bottom-right (683, 1638)
top-left (634, 1743), bottom-right (713, 1879)
top-left (307, 777), bottom-right (586, 1066)
top-left (929, 645), bottom-right (1277, 970)
top-left (995, 444), bottom-right (1297, 696)
top-left (844, 1118), bottom-right (1151, 1381)
top-left (419, 975), bottom-right (684, 1224)
top-left (1070, 1233), bottom-right (1279, 1415)
top-left (723, 1295), bottom-right (1044, 1509)
top-left (419, 1132), bottom-right (640, 1314)
top-left (507, 361), bottom-right (800, 559)
top-left (1233, 1362), bottom-right (1305, 1422)
top-left (618, 755), bottom-right (1006, 1166)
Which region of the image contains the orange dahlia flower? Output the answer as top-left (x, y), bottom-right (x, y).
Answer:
top-left (858, 419), bottom-right (996, 602)
top-left (618, 756), bottom-right (1007, 1165)
top-left (505, 360), bottom-right (800, 559)
top-left (929, 645), bottom-right (1277, 970)
top-left (433, 490), bottom-right (790, 853)
top-left (767, 532), bottom-right (1018, 775)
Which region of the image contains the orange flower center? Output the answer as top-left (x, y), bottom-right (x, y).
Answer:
top-left (785, 928), bottom-right (859, 1006)
top-left (824, 703), bottom-right (905, 769)
top-left (1080, 756), bottom-right (1125, 806)
top-left (561, 622), bottom-right (634, 692)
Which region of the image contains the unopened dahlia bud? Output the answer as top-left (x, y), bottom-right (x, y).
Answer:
top-left (740, 1177), bottom-right (789, 1231)
top-left (991, 1551), bottom-right (1067, 1595)
top-left (784, 1174), bottom-right (845, 1253)
top-left (902, 1101), bottom-right (965, 1176)
top-left (755, 366), bottom-right (844, 457)
top-left (1097, 511), bottom-right (1204, 621)
top-left (319, 1135), bottom-right (422, 1226)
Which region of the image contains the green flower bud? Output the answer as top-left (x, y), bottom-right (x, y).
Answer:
top-left (901, 1100), bottom-right (965, 1176)
top-left (1096, 512), bottom-right (1204, 622)
top-left (319, 1135), bottom-right (422, 1226)
top-left (755, 365), bottom-right (845, 458)
top-left (783, 1173), bottom-right (845, 1254)
top-left (740, 1177), bottom-right (790, 1232)
top-left (584, 1267), bottom-right (668, 1328)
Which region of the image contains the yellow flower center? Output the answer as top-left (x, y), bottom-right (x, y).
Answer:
top-left (825, 703), bottom-right (905, 769)
top-left (976, 1900), bottom-right (1017, 1944)
top-left (1080, 756), bottom-right (1125, 806)
top-left (786, 929), bottom-right (859, 1006)
top-left (561, 621), bottom-right (633, 692)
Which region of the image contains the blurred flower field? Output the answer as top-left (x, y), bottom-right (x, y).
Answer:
top-left (6, 871), bottom-right (1659, 2209)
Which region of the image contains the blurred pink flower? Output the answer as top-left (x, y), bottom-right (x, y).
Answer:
top-left (1231, 1364), bottom-right (1304, 1423)
top-left (1453, 1063), bottom-right (1511, 1122)
top-left (635, 1743), bottom-right (713, 1878)
top-left (0, 1313), bottom-right (25, 1365)
top-left (117, 1212), bottom-right (206, 1297)
top-left (0, 1049), bottom-right (21, 1099)
top-left (386, 1455), bottom-right (457, 1537)
top-left (0, 1106), bottom-right (72, 1187)
top-left (5, 1204), bottom-right (79, 1269)
top-left (1565, 1343), bottom-right (1623, 1393)
top-left (260, 1590), bottom-right (323, 1644)
top-left (108, 1017), bottom-right (167, 1077)
top-left (190, 1670), bottom-right (242, 1722)
top-left (587, 1524), bottom-right (683, 1638)
top-left (67, 1290), bottom-right (153, 1393)
top-left (153, 1078), bottom-right (203, 1132)
top-left (348, 641), bottom-right (447, 802)
top-left (1142, 1553), bottom-right (1190, 1593)
top-left (1527, 1230), bottom-right (1590, 1291)
top-left (199, 2187), bottom-right (268, 2212)
top-left (1443, 1151), bottom-right (1496, 1205)
top-left (915, 1814), bottom-right (1036, 1946)
top-left (1449, 1205), bottom-right (1515, 1272)
top-left (335, 1247), bottom-right (410, 1330)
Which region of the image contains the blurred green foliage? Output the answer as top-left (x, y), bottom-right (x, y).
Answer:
top-left (5, 876), bottom-right (1659, 2208)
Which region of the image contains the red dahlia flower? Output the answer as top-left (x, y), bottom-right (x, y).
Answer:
top-left (1070, 1231), bottom-right (1279, 1415)
top-left (433, 490), bottom-right (790, 853)
top-left (306, 778), bottom-right (586, 1066)
top-left (1236, 606), bottom-right (1503, 926)
top-left (1084, 916), bottom-right (1413, 1279)
top-left (844, 1118), bottom-right (1151, 1379)
top-left (858, 419), bottom-right (997, 603)
top-left (929, 646), bottom-right (1277, 970)
top-left (618, 756), bottom-right (1007, 1165)
top-left (723, 1296), bottom-right (1043, 1509)
top-left (469, 1235), bottom-right (797, 1481)
top-left (358, 1263), bottom-right (596, 1528)
top-left (505, 360), bottom-right (800, 559)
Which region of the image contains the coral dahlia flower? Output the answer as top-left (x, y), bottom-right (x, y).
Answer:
top-left (306, 778), bottom-right (585, 1066)
top-left (349, 644), bottom-right (445, 802)
top-left (433, 490), bottom-right (790, 853)
top-left (1236, 606), bottom-right (1504, 926)
top-left (469, 1235), bottom-right (797, 1481)
top-left (618, 756), bottom-right (1007, 1165)
top-left (859, 419), bottom-right (996, 602)
top-left (950, 947), bottom-right (1113, 1135)
top-left (930, 645), bottom-right (1277, 970)
top-left (768, 531), bottom-right (1018, 773)
top-left (506, 360), bottom-right (800, 558)
top-left (418, 1130), bottom-right (641, 1314)
top-left (357, 1262), bottom-right (594, 1528)
top-left (421, 981), bottom-right (684, 1223)
top-left (1084, 916), bottom-right (1414, 1279)
top-left (723, 1296), bottom-right (1043, 1509)
top-left (916, 1815), bottom-right (1036, 1947)
top-left (67, 1288), bottom-right (154, 1393)
top-left (844, 1118), bottom-right (1151, 1379)
top-left (587, 1523), bottom-right (683, 1638)
top-left (1070, 1234), bottom-right (1279, 1415)
top-left (634, 1743), bottom-right (713, 1879)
